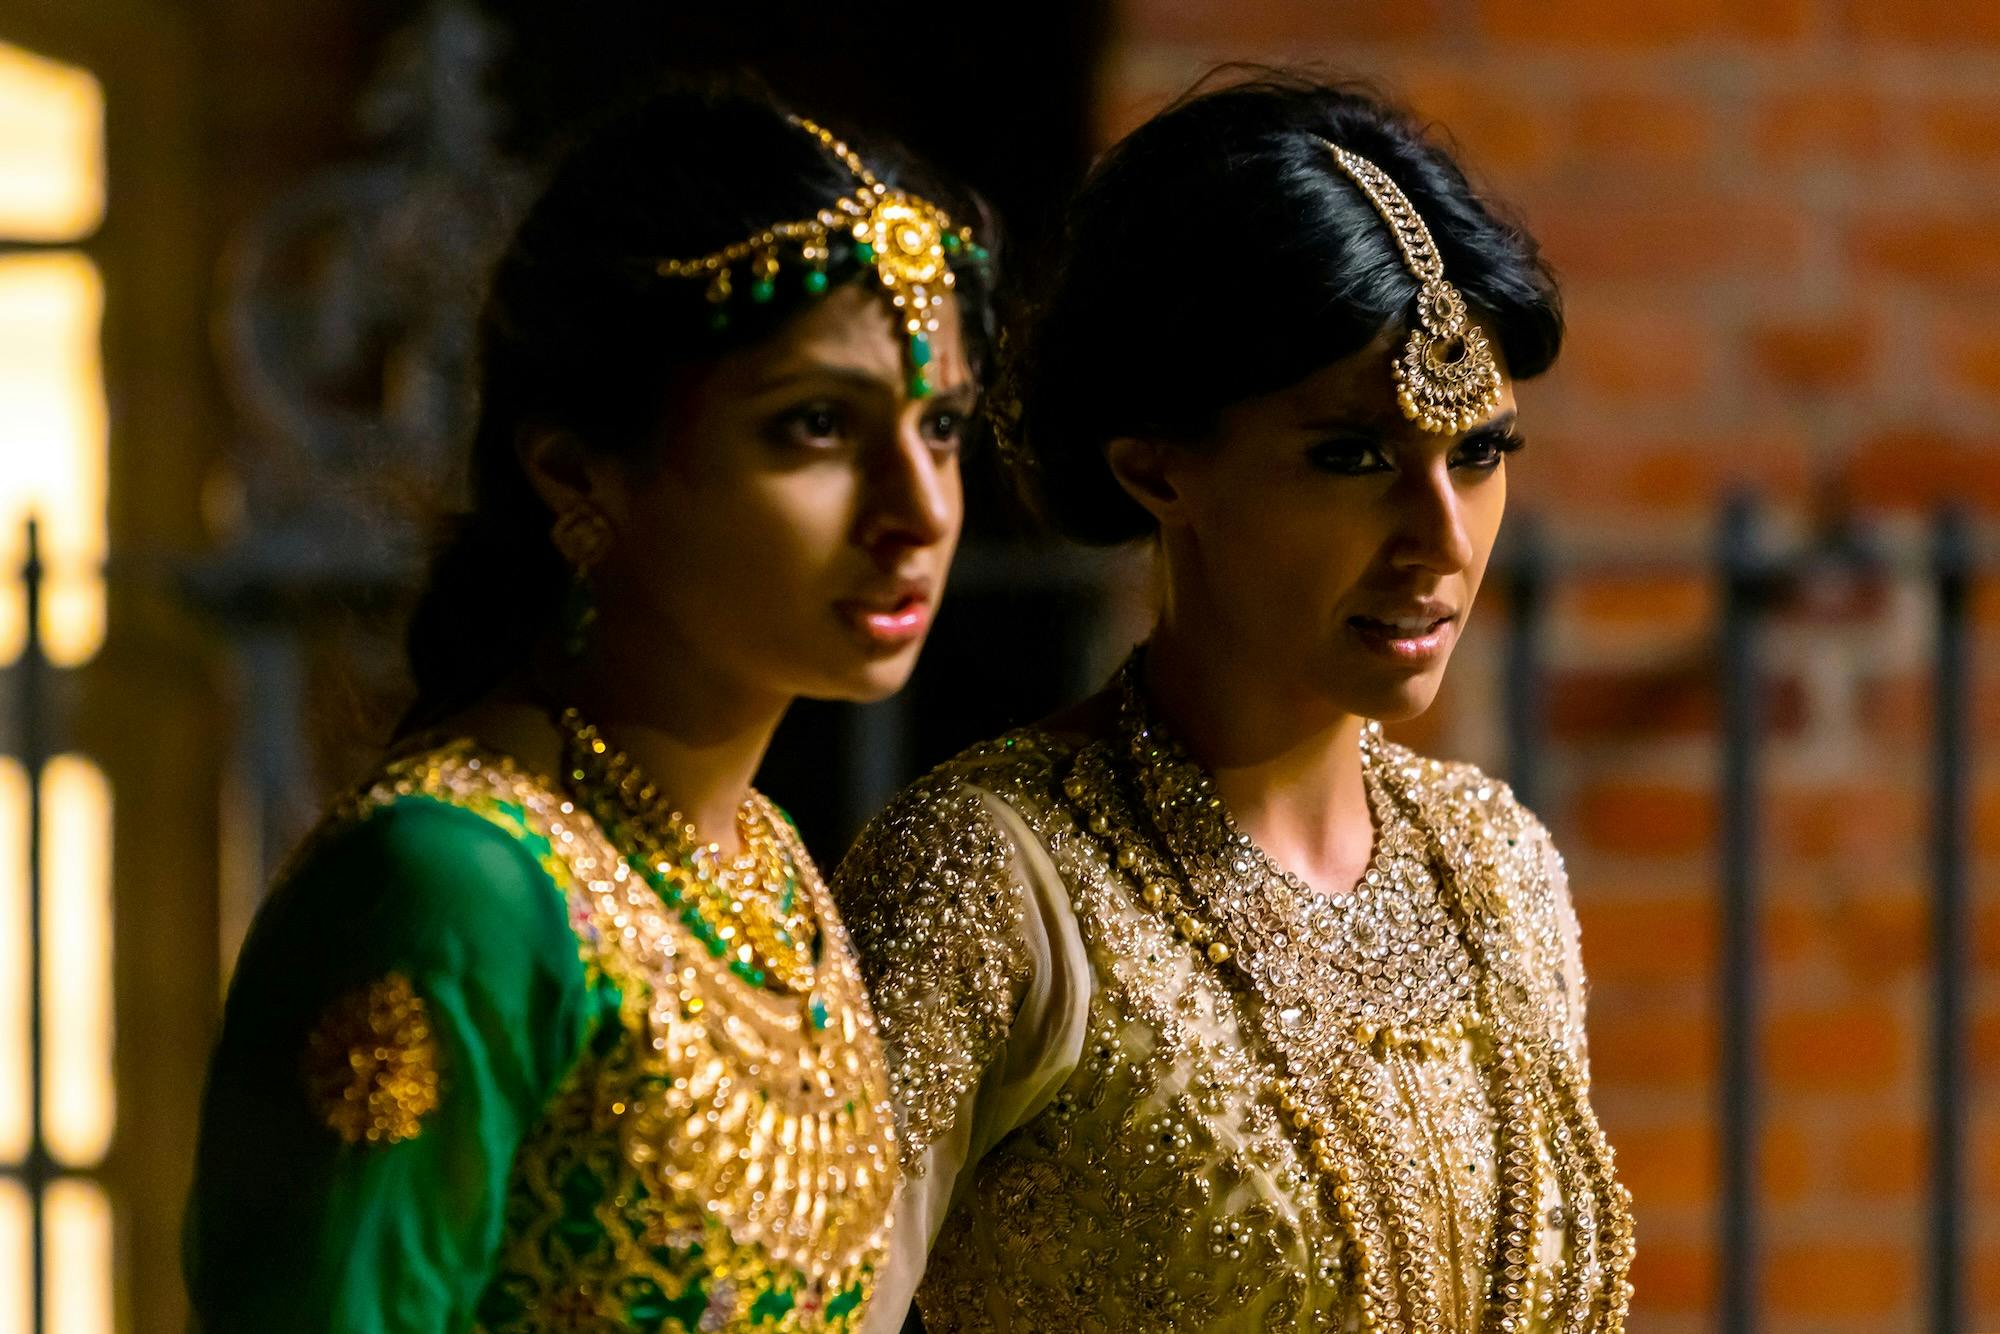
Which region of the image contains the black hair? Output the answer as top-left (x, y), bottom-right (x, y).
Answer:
top-left (1009, 70), bottom-right (1562, 545)
top-left (398, 76), bottom-right (996, 733)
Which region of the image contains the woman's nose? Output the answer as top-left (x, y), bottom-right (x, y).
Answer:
top-left (856, 434), bottom-right (956, 555)
top-left (1387, 462), bottom-right (1475, 575)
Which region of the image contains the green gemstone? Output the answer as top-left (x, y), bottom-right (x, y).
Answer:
top-left (942, 232), bottom-right (963, 253)
top-left (751, 1286), bottom-right (798, 1322)
top-left (970, 244), bottom-right (991, 264)
top-left (651, 1276), bottom-right (709, 1329)
top-left (854, 242), bottom-right (875, 263)
top-left (803, 269), bottom-right (829, 295)
top-left (826, 1283), bottom-right (865, 1319)
top-left (910, 331), bottom-right (933, 367)
top-left (810, 997), bottom-right (830, 1031)
top-left (750, 280), bottom-right (775, 304)
top-left (909, 372), bottom-right (931, 400)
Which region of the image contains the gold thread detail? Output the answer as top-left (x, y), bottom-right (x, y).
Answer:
top-left (301, 971), bottom-right (441, 1146)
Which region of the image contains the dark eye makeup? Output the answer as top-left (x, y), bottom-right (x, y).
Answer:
top-left (764, 389), bottom-right (978, 454)
top-left (768, 400), bottom-right (850, 450)
top-left (920, 396), bottom-right (977, 450)
top-left (1305, 420), bottom-right (1527, 476)
top-left (1306, 437), bottom-right (1395, 475)
top-left (1451, 423), bottom-right (1528, 471)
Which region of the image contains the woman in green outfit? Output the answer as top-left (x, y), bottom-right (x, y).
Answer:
top-left (185, 83), bottom-right (993, 1332)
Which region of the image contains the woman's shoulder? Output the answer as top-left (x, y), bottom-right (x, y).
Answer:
top-left (1368, 729), bottom-right (1565, 897)
top-left (833, 727), bottom-right (1067, 887)
top-left (265, 737), bottom-right (581, 955)
top-left (838, 702), bottom-right (1107, 877)
top-left (1371, 730), bottom-right (1550, 837)
top-left (872, 687), bottom-right (1116, 827)
top-left (1369, 732), bottom-right (1593, 1043)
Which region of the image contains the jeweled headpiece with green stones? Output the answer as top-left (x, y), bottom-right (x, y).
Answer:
top-left (1319, 139), bottom-right (1504, 434)
top-left (655, 115), bottom-right (985, 399)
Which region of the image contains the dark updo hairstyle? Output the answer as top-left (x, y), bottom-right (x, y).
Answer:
top-left (399, 77), bottom-right (996, 733)
top-left (1010, 70), bottom-right (1561, 545)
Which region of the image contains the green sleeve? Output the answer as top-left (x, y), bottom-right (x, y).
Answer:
top-left (185, 797), bottom-right (612, 1333)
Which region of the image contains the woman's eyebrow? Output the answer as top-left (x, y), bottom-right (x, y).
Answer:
top-left (745, 362), bottom-right (978, 403)
top-left (745, 363), bottom-right (899, 396)
top-left (1459, 410), bottom-right (1521, 438)
top-left (1294, 414), bottom-right (1383, 434)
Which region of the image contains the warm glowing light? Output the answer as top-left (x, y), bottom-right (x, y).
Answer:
top-left (0, 253), bottom-right (107, 667)
top-left (41, 756), bottom-right (112, 1167)
top-left (45, 1178), bottom-right (112, 1333)
top-left (0, 758), bottom-right (24, 1164)
top-left (0, 42), bottom-right (104, 241)
top-left (0, 1179), bottom-right (26, 1334)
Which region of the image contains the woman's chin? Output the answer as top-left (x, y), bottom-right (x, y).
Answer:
top-left (801, 648), bottom-right (923, 705)
top-left (1340, 666), bottom-right (1448, 726)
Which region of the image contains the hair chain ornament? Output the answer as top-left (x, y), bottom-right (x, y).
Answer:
top-left (654, 115), bottom-right (985, 400)
top-left (1320, 140), bottom-right (1504, 435)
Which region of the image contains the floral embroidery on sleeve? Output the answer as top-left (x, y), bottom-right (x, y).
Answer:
top-left (301, 972), bottom-right (441, 1145)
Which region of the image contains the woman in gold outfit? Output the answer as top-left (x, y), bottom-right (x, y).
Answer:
top-left (837, 77), bottom-right (1633, 1333)
top-left (185, 84), bottom-right (992, 1332)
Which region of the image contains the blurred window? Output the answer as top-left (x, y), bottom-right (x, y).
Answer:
top-left (0, 37), bottom-right (114, 1334)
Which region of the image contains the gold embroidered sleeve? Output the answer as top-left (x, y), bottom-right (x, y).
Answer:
top-left (1480, 774), bottom-right (1594, 1068)
top-left (1540, 833), bottom-right (1593, 1067)
top-left (833, 773), bottom-right (1033, 1169)
top-left (301, 971), bottom-right (442, 1145)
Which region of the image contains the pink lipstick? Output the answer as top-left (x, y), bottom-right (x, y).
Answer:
top-left (1347, 606), bottom-right (1459, 664)
top-left (836, 591), bottom-right (931, 649)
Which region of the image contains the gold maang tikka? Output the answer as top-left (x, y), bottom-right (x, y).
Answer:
top-left (1320, 140), bottom-right (1504, 434)
top-left (655, 115), bottom-right (984, 400)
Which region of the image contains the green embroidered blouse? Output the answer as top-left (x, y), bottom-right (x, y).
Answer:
top-left (185, 740), bottom-right (897, 1333)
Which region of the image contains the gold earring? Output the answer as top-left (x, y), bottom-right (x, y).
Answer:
top-left (551, 506), bottom-right (612, 572)
top-left (550, 507), bottom-right (611, 658)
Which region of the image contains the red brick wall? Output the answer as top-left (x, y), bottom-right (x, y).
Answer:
top-left (1098, 4), bottom-right (2000, 1330)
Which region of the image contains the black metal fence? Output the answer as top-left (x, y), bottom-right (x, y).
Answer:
top-left (7, 519), bottom-right (51, 1334)
top-left (1501, 501), bottom-right (1982, 1333)
top-left (0, 504), bottom-right (1987, 1330)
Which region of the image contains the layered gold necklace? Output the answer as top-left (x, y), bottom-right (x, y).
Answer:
top-left (556, 707), bottom-right (821, 1002)
top-left (1056, 658), bottom-right (1634, 1333)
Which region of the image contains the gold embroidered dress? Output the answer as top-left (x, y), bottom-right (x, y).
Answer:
top-left (186, 734), bottom-right (897, 1332)
top-left (834, 663), bottom-right (1633, 1332)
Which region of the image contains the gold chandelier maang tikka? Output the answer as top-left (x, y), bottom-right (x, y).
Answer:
top-left (1321, 141), bottom-right (1503, 435)
top-left (654, 115), bottom-right (984, 399)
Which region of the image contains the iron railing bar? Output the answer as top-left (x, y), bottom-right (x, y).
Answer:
top-left (1502, 516), bottom-right (1549, 813)
top-left (0, 238), bottom-right (96, 258)
top-left (20, 519), bottom-right (49, 1334)
top-left (1929, 507), bottom-right (1972, 1334)
top-left (1718, 495), bottom-right (1764, 1334)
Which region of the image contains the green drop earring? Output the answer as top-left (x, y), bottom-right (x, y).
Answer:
top-left (550, 505), bottom-right (612, 660)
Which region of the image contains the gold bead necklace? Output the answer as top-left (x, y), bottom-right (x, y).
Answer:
top-left (556, 707), bottom-right (820, 999)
